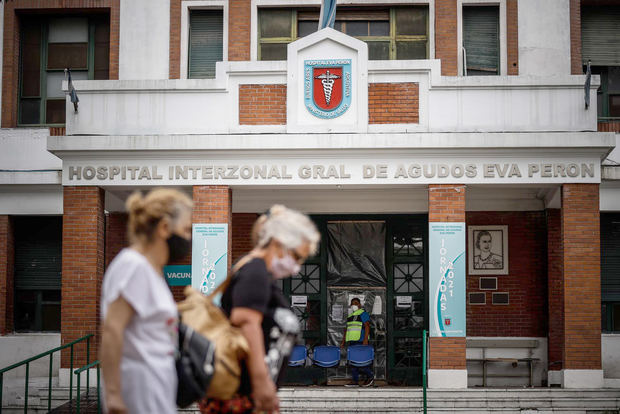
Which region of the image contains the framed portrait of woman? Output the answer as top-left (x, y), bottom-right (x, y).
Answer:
top-left (468, 225), bottom-right (509, 275)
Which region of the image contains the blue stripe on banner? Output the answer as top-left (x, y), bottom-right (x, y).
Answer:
top-left (436, 251), bottom-right (465, 337)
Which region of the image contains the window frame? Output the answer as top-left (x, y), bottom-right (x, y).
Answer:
top-left (602, 302), bottom-right (620, 333)
top-left (251, 0), bottom-right (435, 61)
top-left (18, 16), bottom-right (102, 127)
top-left (457, 0), bottom-right (507, 76)
top-left (257, 6), bottom-right (430, 61)
top-left (180, 0), bottom-right (228, 80)
top-left (591, 66), bottom-right (620, 121)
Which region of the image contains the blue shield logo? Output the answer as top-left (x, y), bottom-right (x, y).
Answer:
top-left (304, 59), bottom-right (352, 119)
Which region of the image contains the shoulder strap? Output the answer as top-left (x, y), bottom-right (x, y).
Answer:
top-left (206, 254), bottom-right (255, 300)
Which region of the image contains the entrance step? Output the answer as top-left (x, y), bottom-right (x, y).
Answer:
top-left (277, 387), bottom-right (620, 413)
top-left (1, 384), bottom-right (98, 414)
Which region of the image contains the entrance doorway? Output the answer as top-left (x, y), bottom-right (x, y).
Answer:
top-left (280, 215), bottom-right (427, 385)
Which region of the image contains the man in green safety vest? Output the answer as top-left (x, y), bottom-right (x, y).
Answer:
top-left (340, 297), bottom-right (374, 387)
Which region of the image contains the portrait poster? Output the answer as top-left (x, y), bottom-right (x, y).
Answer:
top-left (468, 225), bottom-right (509, 275)
top-left (429, 222), bottom-right (466, 337)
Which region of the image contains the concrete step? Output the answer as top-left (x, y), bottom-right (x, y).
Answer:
top-left (2, 385), bottom-right (97, 413)
top-left (277, 388), bottom-right (620, 413)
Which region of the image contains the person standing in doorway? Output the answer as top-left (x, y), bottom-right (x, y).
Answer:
top-left (340, 297), bottom-right (374, 387)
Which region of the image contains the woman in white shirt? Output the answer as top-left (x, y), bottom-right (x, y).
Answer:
top-left (100, 189), bottom-right (192, 414)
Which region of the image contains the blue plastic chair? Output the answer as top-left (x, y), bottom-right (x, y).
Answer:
top-left (312, 345), bottom-right (341, 368)
top-left (288, 345), bottom-right (307, 367)
top-left (347, 345), bottom-right (374, 367)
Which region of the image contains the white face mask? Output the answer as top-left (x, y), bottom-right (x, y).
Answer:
top-left (350, 305), bottom-right (359, 313)
top-left (270, 253), bottom-right (301, 280)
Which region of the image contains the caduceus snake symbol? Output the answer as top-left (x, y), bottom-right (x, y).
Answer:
top-left (315, 70), bottom-right (341, 107)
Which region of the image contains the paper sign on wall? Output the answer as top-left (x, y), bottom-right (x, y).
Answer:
top-left (332, 304), bottom-right (344, 322)
top-left (429, 222), bottom-right (466, 337)
top-left (396, 296), bottom-right (412, 308)
top-left (192, 224), bottom-right (228, 297)
top-left (291, 295), bottom-right (308, 307)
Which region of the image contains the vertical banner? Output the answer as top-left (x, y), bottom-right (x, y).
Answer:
top-left (429, 222), bottom-right (466, 337)
top-left (192, 223), bottom-right (228, 296)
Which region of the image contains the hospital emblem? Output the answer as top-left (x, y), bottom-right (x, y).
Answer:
top-left (304, 59), bottom-right (352, 119)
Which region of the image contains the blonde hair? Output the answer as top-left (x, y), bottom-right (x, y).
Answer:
top-left (126, 188), bottom-right (193, 243)
top-left (254, 205), bottom-right (320, 255)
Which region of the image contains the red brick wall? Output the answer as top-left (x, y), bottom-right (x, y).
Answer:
top-left (570, 0), bottom-right (582, 75)
top-left (435, 0), bottom-right (458, 76)
top-left (232, 213), bottom-right (258, 264)
top-left (561, 184), bottom-right (601, 369)
top-left (193, 185), bottom-right (232, 269)
top-left (428, 185), bottom-right (466, 222)
top-left (429, 337), bottom-right (467, 369)
top-left (61, 187), bottom-right (105, 367)
top-left (368, 83), bottom-right (419, 124)
top-left (466, 211), bottom-right (547, 337)
top-left (507, 0), bottom-right (519, 75)
top-left (0, 216), bottom-right (15, 334)
top-left (547, 209), bottom-right (564, 370)
top-left (229, 0), bottom-right (251, 61)
top-left (239, 84), bottom-right (287, 125)
top-left (1, 0), bottom-right (120, 128)
top-left (105, 213), bottom-right (128, 268)
top-left (428, 184), bottom-right (466, 369)
top-left (598, 120), bottom-right (620, 133)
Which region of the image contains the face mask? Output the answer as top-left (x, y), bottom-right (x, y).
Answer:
top-left (350, 305), bottom-right (359, 313)
top-left (271, 253), bottom-right (301, 280)
top-left (167, 233), bottom-right (191, 263)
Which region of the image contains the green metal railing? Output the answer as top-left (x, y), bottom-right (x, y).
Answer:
top-left (0, 333), bottom-right (94, 414)
top-left (422, 329), bottom-right (428, 414)
top-left (74, 360), bottom-right (100, 414)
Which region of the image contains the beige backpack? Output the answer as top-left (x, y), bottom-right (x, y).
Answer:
top-left (176, 256), bottom-right (253, 400)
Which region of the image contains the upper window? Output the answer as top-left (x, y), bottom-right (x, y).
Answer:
top-left (258, 6), bottom-right (429, 61)
top-left (462, 5), bottom-right (499, 76)
top-left (18, 15), bottom-right (109, 126)
top-left (581, 6), bottom-right (620, 120)
top-left (188, 9), bottom-right (224, 79)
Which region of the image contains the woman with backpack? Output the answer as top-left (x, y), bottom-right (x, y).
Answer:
top-left (199, 205), bottom-right (320, 414)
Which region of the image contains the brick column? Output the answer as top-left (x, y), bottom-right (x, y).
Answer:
top-left (506, 0), bottom-right (519, 75)
top-left (428, 184), bottom-right (467, 388)
top-left (105, 212), bottom-right (128, 268)
top-left (558, 184), bottom-right (602, 387)
top-left (547, 209), bottom-right (564, 374)
top-left (192, 185), bottom-right (233, 268)
top-left (229, 0), bottom-right (251, 61)
top-left (569, 0), bottom-right (582, 75)
top-left (435, 0), bottom-right (458, 76)
top-left (232, 213), bottom-right (259, 263)
top-left (61, 187), bottom-right (105, 368)
top-left (0, 216), bottom-right (15, 334)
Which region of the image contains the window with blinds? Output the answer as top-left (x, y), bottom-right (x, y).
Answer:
top-left (602, 213), bottom-right (620, 332)
top-left (13, 216), bottom-right (62, 332)
top-left (18, 15), bottom-right (110, 126)
top-left (463, 6), bottom-right (499, 76)
top-left (188, 10), bottom-right (223, 79)
top-left (581, 6), bottom-right (620, 67)
top-left (258, 6), bottom-right (429, 61)
top-left (582, 6), bottom-right (620, 121)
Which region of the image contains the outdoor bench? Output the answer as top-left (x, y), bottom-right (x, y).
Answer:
top-left (466, 339), bottom-right (541, 387)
